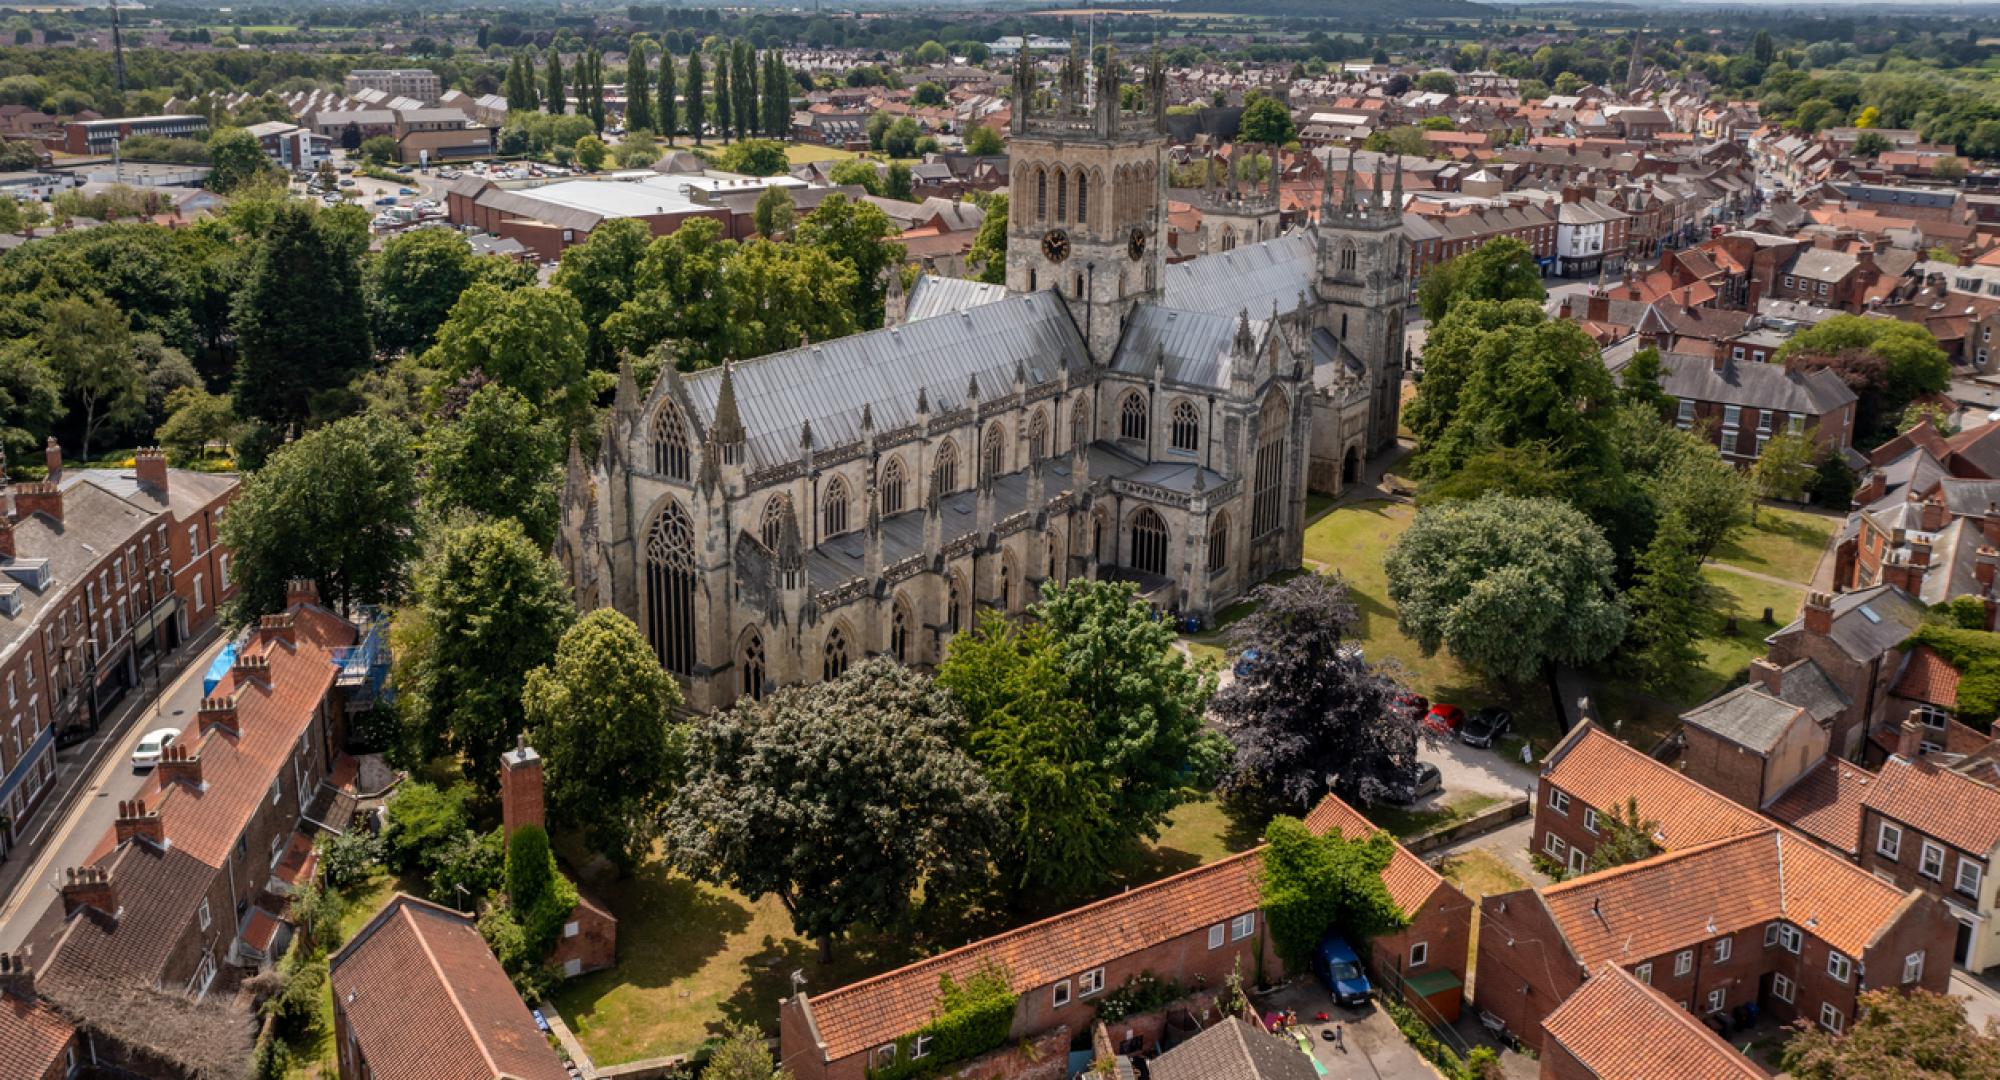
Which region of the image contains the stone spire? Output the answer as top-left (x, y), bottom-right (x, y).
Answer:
top-left (711, 360), bottom-right (745, 449)
top-left (1341, 147), bottom-right (1357, 212)
top-left (1391, 153), bottom-right (1403, 212)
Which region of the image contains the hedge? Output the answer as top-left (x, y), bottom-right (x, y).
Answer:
top-left (866, 965), bottom-right (1016, 1080)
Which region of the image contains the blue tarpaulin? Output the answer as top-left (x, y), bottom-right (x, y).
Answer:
top-left (203, 641), bottom-right (237, 696)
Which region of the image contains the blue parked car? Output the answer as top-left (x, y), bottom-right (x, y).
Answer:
top-left (1312, 935), bottom-right (1373, 1007)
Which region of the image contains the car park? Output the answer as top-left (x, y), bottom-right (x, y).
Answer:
top-left (131, 727), bottom-right (181, 769)
top-left (1459, 707), bottom-right (1513, 748)
top-left (398, 187), bottom-right (416, 195)
top-left (1423, 703), bottom-right (1464, 735)
top-left (1311, 935), bottom-right (1373, 1006)
top-left (1383, 761), bottom-right (1442, 804)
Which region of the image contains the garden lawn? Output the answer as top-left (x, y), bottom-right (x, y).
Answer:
top-left (783, 144), bottom-right (862, 164)
top-left (1710, 505), bottom-right (1838, 583)
top-left (1363, 792), bottom-right (1503, 841)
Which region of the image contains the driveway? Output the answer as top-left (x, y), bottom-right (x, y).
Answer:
top-left (1419, 738), bottom-right (1536, 804)
top-left (1253, 981), bottom-right (1441, 1080)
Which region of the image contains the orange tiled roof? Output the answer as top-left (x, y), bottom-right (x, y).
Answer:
top-left (1302, 794), bottom-right (1447, 917)
top-left (328, 894), bottom-right (567, 1080)
top-left (1542, 725), bottom-right (1768, 851)
top-left (1893, 646), bottom-right (1961, 708)
top-left (0, 989), bottom-right (74, 1078)
top-left (1765, 758), bottom-right (1874, 857)
top-left (1869, 756), bottom-right (2000, 856)
top-left (1540, 827), bottom-right (1909, 960)
top-left (1542, 963), bottom-right (1763, 1079)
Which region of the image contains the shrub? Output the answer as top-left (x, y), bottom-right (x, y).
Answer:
top-left (1095, 971), bottom-right (1184, 1022)
top-left (478, 900), bottom-right (556, 1002)
top-left (384, 781), bottom-right (471, 874)
top-left (867, 964), bottom-right (1016, 1080)
top-left (504, 823), bottom-right (577, 953)
top-left (1905, 624), bottom-right (2000, 729)
top-left (1382, 993), bottom-right (1469, 1079)
top-left (317, 828), bottom-right (383, 890)
top-left (429, 827), bottom-right (505, 906)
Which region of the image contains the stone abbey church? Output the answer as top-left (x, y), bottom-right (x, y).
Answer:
top-left (557, 46), bottom-right (1410, 710)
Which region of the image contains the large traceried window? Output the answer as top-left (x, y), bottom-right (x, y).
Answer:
top-left (652, 400), bottom-right (691, 480)
top-left (739, 631), bottom-right (766, 701)
top-left (1170, 400), bottom-right (1200, 452)
top-left (947, 576), bottom-right (964, 633)
top-left (823, 476), bottom-right (850, 538)
top-left (880, 457), bottom-right (906, 515)
top-left (1207, 513), bottom-right (1229, 573)
top-left (1131, 508), bottom-right (1168, 576)
top-left (1028, 409), bottom-right (1049, 460)
top-left (1252, 394), bottom-right (1288, 539)
top-left (822, 626), bottom-right (850, 682)
top-left (983, 421), bottom-right (1007, 481)
top-left (646, 500), bottom-right (698, 676)
top-left (933, 440), bottom-right (959, 495)
top-left (760, 494), bottom-right (791, 550)
top-left (1120, 392), bottom-right (1148, 441)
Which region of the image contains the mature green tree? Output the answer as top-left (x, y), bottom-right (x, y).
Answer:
top-left (584, 48), bottom-right (608, 133)
top-left (625, 39), bottom-right (653, 133)
top-left (1, 342), bottom-right (59, 463)
top-left (968, 193), bottom-right (1008, 285)
top-left (966, 125), bottom-right (1004, 155)
top-left (204, 126), bottom-right (267, 193)
top-left (714, 46), bottom-right (733, 139)
top-left (551, 217), bottom-right (654, 368)
top-left (41, 295), bottom-right (144, 460)
top-left (1618, 345), bottom-right (1674, 414)
top-left (1385, 494), bottom-right (1628, 682)
top-left (937, 619), bottom-right (1121, 904)
top-left (685, 50), bottom-right (705, 143)
top-left (421, 384), bottom-right (563, 546)
top-left (662, 658), bottom-right (1003, 960)
top-left (795, 193), bottom-right (901, 328)
top-left (827, 158), bottom-right (881, 194)
top-left (1036, 580), bottom-right (1228, 836)
top-left (1622, 511), bottom-right (1707, 687)
top-left (368, 229), bottom-right (504, 357)
top-left (524, 609), bottom-right (685, 873)
top-left (721, 239), bottom-right (859, 360)
top-left (424, 283), bottom-right (592, 433)
top-left (733, 40), bottom-right (757, 141)
top-left (1417, 71), bottom-right (1458, 94)
top-left (573, 134), bottom-right (607, 172)
top-left (717, 138), bottom-right (786, 176)
top-left (762, 50), bottom-right (790, 137)
top-left (1774, 315), bottom-right (1952, 442)
top-left (232, 203), bottom-right (370, 426)
top-left (884, 160), bottom-right (914, 201)
top-left (407, 519), bottom-right (572, 787)
top-left (1609, 404), bottom-right (1753, 561)
top-left (885, 117), bottom-right (921, 158)
top-left (545, 48), bottom-right (566, 117)
top-left (503, 822), bottom-right (577, 952)
top-left (1785, 989), bottom-right (2000, 1077)
top-left (1257, 816), bottom-right (1407, 968)
top-left (217, 414), bottom-right (417, 623)
top-left (156, 386), bottom-right (238, 464)
top-left (753, 184), bottom-right (794, 239)
top-left (1584, 798), bottom-right (1663, 873)
top-left (601, 216), bottom-right (733, 367)
top-left (1415, 235), bottom-right (1546, 322)
top-left (1210, 574), bottom-right (1422, 809)
top-left (359, 134), bottom-right (397, 166)
top-left (657, 47), bottom-right (678, 141)
top-left (706, 1023), bottom-right (791, 1080)
top-left (1239, 94), bottom-right (1296, 145)
top-left (1752, 429), bottom-right (1819, 502)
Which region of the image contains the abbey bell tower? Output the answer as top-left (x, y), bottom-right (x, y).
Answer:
top-left (1004, 42), bottom-right (1170, 363)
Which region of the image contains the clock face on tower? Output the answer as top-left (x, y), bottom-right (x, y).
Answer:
top-left (1041, 229), bottom-right (1071, 263)
top-left (1128, 227), bottom-right (1147, 261)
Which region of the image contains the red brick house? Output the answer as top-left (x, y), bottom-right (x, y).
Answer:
top-left (329, 893), bottom-right (567, 1080)
top-left (0, 950), bottom-right (81, 1080)
top-left (1538, 962), bottom-right (1765, 1080)
top-left (780, 793), bottom-right (1470, 1080)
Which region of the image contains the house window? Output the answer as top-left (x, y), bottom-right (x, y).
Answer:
top-left (1779, 924), bottom-right (1802, 954)
top-left (1410, 942), bottom-right (1429, 968)
top-left (1707, 987), bottom-right (1727, 1013)
top-left (1784, 275), bottom-right (1795, 289)
top-left (1715, 938), bottom-right (1732, 963)
top-left (1820, 1003), bottom-right (1844, 1033)
top-left (1817, 281), bottom-right (1828, 296)
top-left (912, 1034), bottom-right (933, 1060)
top-left (193, 573), bottom-right (206, 613)
top-left (1052, 980), bottom-right (1072, 1008)
top-left (1904, 951), bottom-right (1925, 984)
top-left (1755, 432), bottom-right (1770, 457)
top-left (1543, 833), bottom-right (1566, 859)
top-left (1722, 404), bottom-right (1742, 431)
top-left (1583, 808), bottom-right (1599, 834)
top-left (219, 554), bottom-right (231, 592)
top-left (1634, 963), bottom-right (1652, 984)
top-left (1732, 346), bottom-right (1745, 362)
top-left (1209, 924), bottom-right (1226, 949)
top-left (1231, 913), bottom-right (1256, 941)
top-left (1079, 968), bottom-right (1106, 997)
top-left (1674, 950), bottom-right (1693, 977)
top-left (198, 899), bottom-right (211, 931)
top-left (1548, 788), bottom-right (1570, 815)
top-left (1957, 861), bottom-right (1983, 899)
top-left (1568, 846), bottom-right (1586, 874)
top-left (1765, 922), bottom-right (1781, 948)
top-left (874, 1045), bottom-right (898, 1067)
top-left (564, 921), bottom-right (579, 938)
top-left (1773, 973), bottom-right (1796, 1003)
top-left (1917, 706), bottom-right (1949, 730)
top-left (1921, 841), bottom-right (1946, 881)
top-left (1878, 822), bottom-right (1903, 860)
top-left (1828, 951), bottom-right (1851, 983)
top-left (1677, 399), bottom-right (1695, 426)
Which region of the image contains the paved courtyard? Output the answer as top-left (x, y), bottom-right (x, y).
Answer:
top-left (1252, 980), bottom-right (1442, 1080)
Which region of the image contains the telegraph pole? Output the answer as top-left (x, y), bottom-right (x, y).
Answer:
top-left (108, 0), bottom-right (126, 95)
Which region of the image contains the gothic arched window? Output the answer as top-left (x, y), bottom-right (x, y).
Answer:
top-left (1028, 409), bottom-right (1048, 460)
top-left (1170, 400), bottom-right (1200, 453)
top-left (1054, 167), bottom-right (1068, 223)
top-left (740, 630), bottom-right (766, 701)
top-left (947, 576), bottom-right (964, 634)
top-left (1131, 508), bottom-right (1168, 577)
top-left (1339, 242), bottom-right (1359, 273)
top-left (891, 600), bottom-right (910, 663)
top-left (760, 494), bottom-right (791, 550)
top-left (1048, 527), bottom-right (1065, 585)
top-left (1036, 167), bottom-right (1048, 222)
top-left (1252, 393), bottom-right (1289, 539)
top-left (934, 439), bottom-right (959, 495)
top-left (1120, 392), bottom-right (1148, 442)
top-left (822, 625), bottom-right (849, 682)
top-left (1073, 403), bottom-right (1090, 450)
top-left (983, 421), bottom-right (1006, 481)
top-left (652, 400), bottom-right (691, 480)
top-left (1076, 170), bottom-right (1089, 225)
top-left (1000, 559), bottom-right (1013, 612)
top-left (646, 500), bottom-right (698, 676)
top-left (880, 457), bottom-right (906, 515)
top-left (822, 476), bottom-right (849, 538)
top-left (1207, 513), bottom-right (1230, 574)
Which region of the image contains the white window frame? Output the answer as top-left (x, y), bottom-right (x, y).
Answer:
top-left (1780, 924), bottom-right (1802, 954)
top-left (1548, 788), bottom-right (1570, 815)
top-left (874, 1045), bottom-right (898, 1067)
top-left (1583, 808), bottom-right (1599, 834)
top-left (912, 1034), bottom-right (933, 1060)
top-left (1772, 973), bottom-right (1796, 1003)
top-left (1920, 840), bottom-right (1946, 881)
top-left (1878, 822), bottom-right (1902, 860)
top-left (1714, 938), bottom-right (1731, 963)
top-left (1052, 980), bottom-right (1072, 1008)
top-left (1707, 987), bottom-right (1727, 1013)
top-left (1568, 846), bottom-right (1587, 874)
top-left (1677, 398), bottom-right (1695, 425)
top-left (198, 898), bottom-right (211, 931)
top-left (1231, 913), bottom-right (1256, 941)
top-left (193, 572), bottom-right (206, 613)
top-left (1722, 404), bottom-right (1743, 431)
top-left (1957, 860), bottom-right (1983, 899)
top-left (1675, 950), bottom-right (1693, 977)
top-left (1634, 962), bottom-right (1652, 984)
top-left (1079, 968), bottom-right (1106, 998)
top-left (1410, 942), bottom-right (1429, 968)
top-left (1208, 923), bottom-right (1226, 950)
top-left (1828, 951), bottom-right (1851, 983)
top-left (1820, 1002), bottom-right (1844, 1033)
top-left (1904, 951), bottom-right (1924, 984)
top-left (1765, 922), bottom-right (1780, 948)
top-left (1544, 833), bottom-right (1567, 858)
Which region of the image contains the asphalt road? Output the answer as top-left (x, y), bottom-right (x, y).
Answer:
top-left (0, 636), bottom-right (228, 953)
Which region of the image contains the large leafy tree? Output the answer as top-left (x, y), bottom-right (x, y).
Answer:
top-left (0, 339), bottom-right (61, 461)
top-left (1211, 574), bottom-right (1424, 809)
top-left (369, 229), bottom-right (529, 357)
top-left (204, 126), bottom-right (269, 193)
top-left (524, 609), bottom-right (684, 873)
top-left (217, 414), bottom-right (417, 623)
top-left (937, 618), bottom-right (1121, 905)
top-left (41, 295), bottom-right (145, 460)
top-left (601, 216), bottom-right (732, 367)
top-left (1257, 816), bottom-right (1407, 968)
top-left (1775, 315), bottom-right (1951, 442)
top-left (232, 203), bottom-right (371, 426)
top-left (794, 193), bottom-right (902, 328)
top-left (424, 282), bottom-right (593, 435)
top-left (1238, 93), bottom-right (1295, 145)
top-left (656, 47), bottom-right (678, 141)
top-left (1622, 511), bottom-right (1708, 687)
top-left (661, 658), bottom-right (1002, 960)
top-left (1415, 235), bottom-right (1546, 322)
top-left (685, 50), bottom-right (704, 143)
top-left (625, 38), bottom-right (653, 132)
top-left (719, 239), bottom-right (859, 360)
top-left (1783, 989), bottom-right (2000, 1079)
top-left (421, 383), bottom-right (563, 547)
top-left (1608, 403), bottom-right (1754, 562)
top-left (1584, 798), bottom-right (1663, 873)
top-left (551, 217), bottom-right (656, 369)
top-left (967, 193), bottom-right (1008, 285)
top-left (1034, 580), bottom-right (1229, 839)
top-left (406, 518), bottom-right (573, 790)
top-left (1385, 494), bottom-right (1628, 683)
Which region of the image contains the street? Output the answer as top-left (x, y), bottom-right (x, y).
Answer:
top-left (0, 635), bottom-right (229, 952)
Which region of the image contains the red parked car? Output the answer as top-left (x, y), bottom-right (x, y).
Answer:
top-left (1424, 703), bottom-right (1465, 735)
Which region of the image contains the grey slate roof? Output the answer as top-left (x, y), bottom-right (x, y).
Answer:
top-left (1109, 305), bottom-right (1264, 391)
top-left (681, 291), bottom-right (1086, 472)
top-left (1784, 247), bottom-right (1859, 283)
top-left (1683, 685), bottom-right (1809, 755)
top-left (1161, 232), bottom-right (1317, 321)
top-left (1834, 181), bottom-right (1958, 210)
top-left (1150, 1017), bottom-right (1319, 1080)
top-left (1768, 659), bottom-right (1850, 725)
top-left (1768, 584), bottom-right (1926, 663)
top-left (903, 274), bottom-right (1009, 322)
top-left (1658, 354), bottom-right (1856, 415)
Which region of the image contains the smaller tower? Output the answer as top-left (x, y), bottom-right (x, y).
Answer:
top-left (500, 735), bottom-right (545, 848)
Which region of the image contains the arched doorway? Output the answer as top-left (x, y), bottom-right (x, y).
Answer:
top-left (1342, 445), bottom-right (1361, 487)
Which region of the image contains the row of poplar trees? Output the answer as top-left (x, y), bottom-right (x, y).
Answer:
top-left (503, 38), bottom-right (791, 144)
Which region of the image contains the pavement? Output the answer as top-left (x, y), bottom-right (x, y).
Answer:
top-left (1253, 980), bottom-right (1439, 1080)
top-left (1952, 968), bottom-right (2000, 1034)
top-left (0, 634), bottom-right (229, 952)
top-left (1418, 737), bottom-right (1536, 805)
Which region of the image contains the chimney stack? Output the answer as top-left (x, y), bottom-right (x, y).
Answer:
top-left (134, 447), bottom-right (166, 495)
top-left (0, 948), bottom-right (33, 1003)
top-left (43, 437), bottom-right (60, 485)
top-left (259, 612), bottom-right (296, 647)
top-left (1802, 592), bottom-right (1835, 638)
top-left (1897, 713), bottom-right (1926, 760)
top-left (114, 799), bottom-right (165, 848)
top-left (285, 578), bottom-right (320, 609)
top-left (197, 693), bottom-right (237, 736)
top-left (60, 867), bottom-right (116, 919)
top-left (12, 483), bottom-right (61, 524)
top-left (1909, 537), bottom-right (1934, 568)
top-left (1920, 497), bottom-right (1949, 533)
top-left (1977, 546), bottom-right (1999, 592)
top-left (0, 519), bottom-right (12, 560)
top-left (1747, 657), bottom-right (1783, 695)
top-left (158, 743), bottom-right (203, 790)
top-left (232, 650), bottom-right (269, 688)
top-left (501, 735), bottom-right (545, 847)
